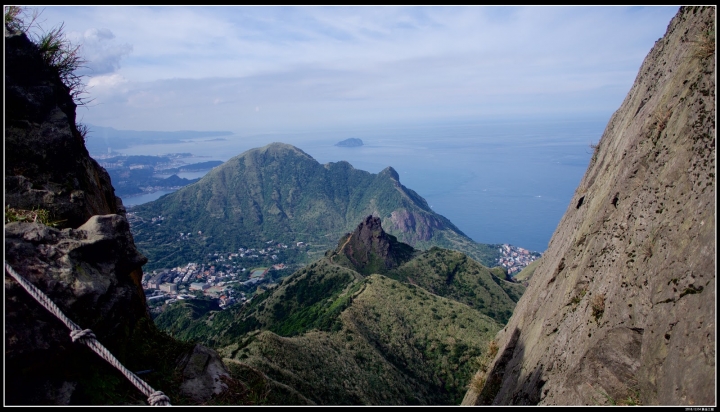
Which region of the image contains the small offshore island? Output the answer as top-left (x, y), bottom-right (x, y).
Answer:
top-left (335, 137), bottom-right (363, 147)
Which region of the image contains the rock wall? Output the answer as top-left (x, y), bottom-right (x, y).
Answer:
top-left (5, 24), bottom-right (230, 405)
top-left (462, 6), bottom-right (715, 406)
top-left (5, 28), bottom-right (122, 229)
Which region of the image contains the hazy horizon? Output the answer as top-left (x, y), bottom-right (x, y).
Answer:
top-left (19, 5), bottom-right (678, 134)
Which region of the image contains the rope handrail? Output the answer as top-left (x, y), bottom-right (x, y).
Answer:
top-left (5, 261), bottom-right (171, 406)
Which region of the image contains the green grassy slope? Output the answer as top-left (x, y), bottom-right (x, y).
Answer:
top-left (152, 216), bottom-right (523, 405)
top-left (219, 274), bottom-right (502, 405)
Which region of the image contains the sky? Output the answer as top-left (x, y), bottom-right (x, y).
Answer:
top-left (17, 5), bottom-right (680, 134)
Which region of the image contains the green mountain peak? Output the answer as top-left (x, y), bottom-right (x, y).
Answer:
top-left (379, 166), bottom-right (400, 181)
top-left (130, 142), bottom-right (500, 271)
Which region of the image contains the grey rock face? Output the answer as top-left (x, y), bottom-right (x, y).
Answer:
top-left (334, 215), bottom-right (415, 275)
top-left (4, 29), bottom-right (122, 229)
top-left (4, 22), bottom-right (231, 405)
top-left (463, 6), bottom-right (715, 406)
top-left (178, 344), bottom-right (231, 403)
top-left (5, 217), bottom-right (150, 404)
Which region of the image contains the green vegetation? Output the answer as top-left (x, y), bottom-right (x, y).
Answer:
top-left (129, 143), bottom-right (501, 271)
top-left (386, 247), bottom-right (523, 324)
top-left (154, 222), bottom-right (523, 405)
top-left (467, 339), bottom-right (499, 395)
top-left (5, 205), bottom-right (64, 227)
top-left (513, 257), bottom-right (541, 284)
top-left (216, 275), bottom-right (502, 405)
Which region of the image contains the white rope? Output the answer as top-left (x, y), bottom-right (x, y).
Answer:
top-left (5, 261), bottom-right (171, 406)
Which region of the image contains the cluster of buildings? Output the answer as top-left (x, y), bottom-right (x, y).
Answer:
top-left (128, 211), bottom-right (306, 315)
top-left (211, 243), bottom-right (288, 262)
top-left (142, 257), bottom-right (289, 314)
top-left (496, 244), bottom-right (541, 276)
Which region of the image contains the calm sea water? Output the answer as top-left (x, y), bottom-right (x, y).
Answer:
top-left (116, 117), bottom-right (608, 253)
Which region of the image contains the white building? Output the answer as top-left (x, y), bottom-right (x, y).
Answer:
top-left (189, 282), bottom-right (210, 291)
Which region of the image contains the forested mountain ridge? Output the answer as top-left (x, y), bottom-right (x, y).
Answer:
top-left (130, 142), bottom-right (501, 271)
top-left (154, 217), bottom-right (524, 404)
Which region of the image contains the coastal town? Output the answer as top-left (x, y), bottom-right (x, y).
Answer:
top-left (135, 212), bottom-right (541, 316)
top-left (141, 243), bottom-right (298, 316)
top-left (496, 244), bottom-right (541, 276)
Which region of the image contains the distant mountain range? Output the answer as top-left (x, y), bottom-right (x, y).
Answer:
top-left (155, 216), bottom-right (524, 405)
top-left (129, 142), bottom-right (501, 271)
top-left (85, 125), bottom-right (233, 154)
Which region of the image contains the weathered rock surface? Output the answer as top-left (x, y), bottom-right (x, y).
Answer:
top-left (5, 218), bottom-right (150, 404)
top-left (5, 24), bottom-right (232, 405)
top-left (177, 344), bottom-right (231, 403)
top-left (463, 6), bottom-right (715, 406)
top-left (333, 215), bottom-right (416, 275)
top-left (5, 28), bottom-right (123, 229)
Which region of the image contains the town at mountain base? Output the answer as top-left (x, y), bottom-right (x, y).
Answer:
top-left (129, 142), bottom-right (504, 272)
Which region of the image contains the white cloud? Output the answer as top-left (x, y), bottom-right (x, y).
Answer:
top-left (87, 73), bottom-right (128, 89)
top-left (25, 6), bottom-right (680, 132)
top-left (63, 26), bottom-right (133, 76)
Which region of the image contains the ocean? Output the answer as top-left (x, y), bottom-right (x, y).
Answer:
top-left (115, 116), bottom-right (608, 253)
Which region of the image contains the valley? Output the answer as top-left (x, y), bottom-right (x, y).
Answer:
top-left (5, 5), bottom-right (711, 407)
top-left (152, 216), bottom-right (525, 404)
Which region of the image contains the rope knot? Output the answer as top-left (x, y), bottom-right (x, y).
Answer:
top-left (70, 328), bottom-right (96, 343)
top-left (148, 391), bottom-right (171, 406)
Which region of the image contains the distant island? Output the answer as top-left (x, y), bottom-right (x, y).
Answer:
top-left (335, 138), bottom-right (363, 147)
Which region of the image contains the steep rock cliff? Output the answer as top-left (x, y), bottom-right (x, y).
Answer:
top-left (463, 6), bottom-right (715, 406)
top-left (5, 24), bottom-right (231, 405)
top-left (5, 26), bottom-right (121, 229)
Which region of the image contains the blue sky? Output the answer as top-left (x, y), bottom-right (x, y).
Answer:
top-left (20, 6), bottom-right (680, 134)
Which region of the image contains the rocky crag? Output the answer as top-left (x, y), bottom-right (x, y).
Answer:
top-left (332, 215), bottom-right (416, 276)
top-left (462, 6), bottom-right (715, 406)
top-left (4, 22), bottom-right (235, 405)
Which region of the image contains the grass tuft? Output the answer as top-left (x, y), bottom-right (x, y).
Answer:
top-left (4, 6), bottom-right (91, 107)
top-left (591, 293), bottom-right (605, 322)
top-left (5, 205), bottom-right (64, 227)
top-left (691, 29), bottom-right (715, 60)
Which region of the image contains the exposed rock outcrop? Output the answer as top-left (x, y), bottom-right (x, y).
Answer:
top-left (332, 215), bottom-right (416, 275)
top-left (462, 6), bottom-right (715, 406)
top-left (5, 23), bottom-right (231, 405)
top-left (5, 27), bottom-right (122, 229)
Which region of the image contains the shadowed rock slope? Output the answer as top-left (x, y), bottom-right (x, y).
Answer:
top-left (332, 215), bottom-right (417, 275)
top-left (462, 6), bottom-right (715, 406)
top-left (130, 142), bottom-right (500, 271)
top-left (4, 23), bottom-right (252, 406)
top-left (5, 21), bottom-right (120, 230)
